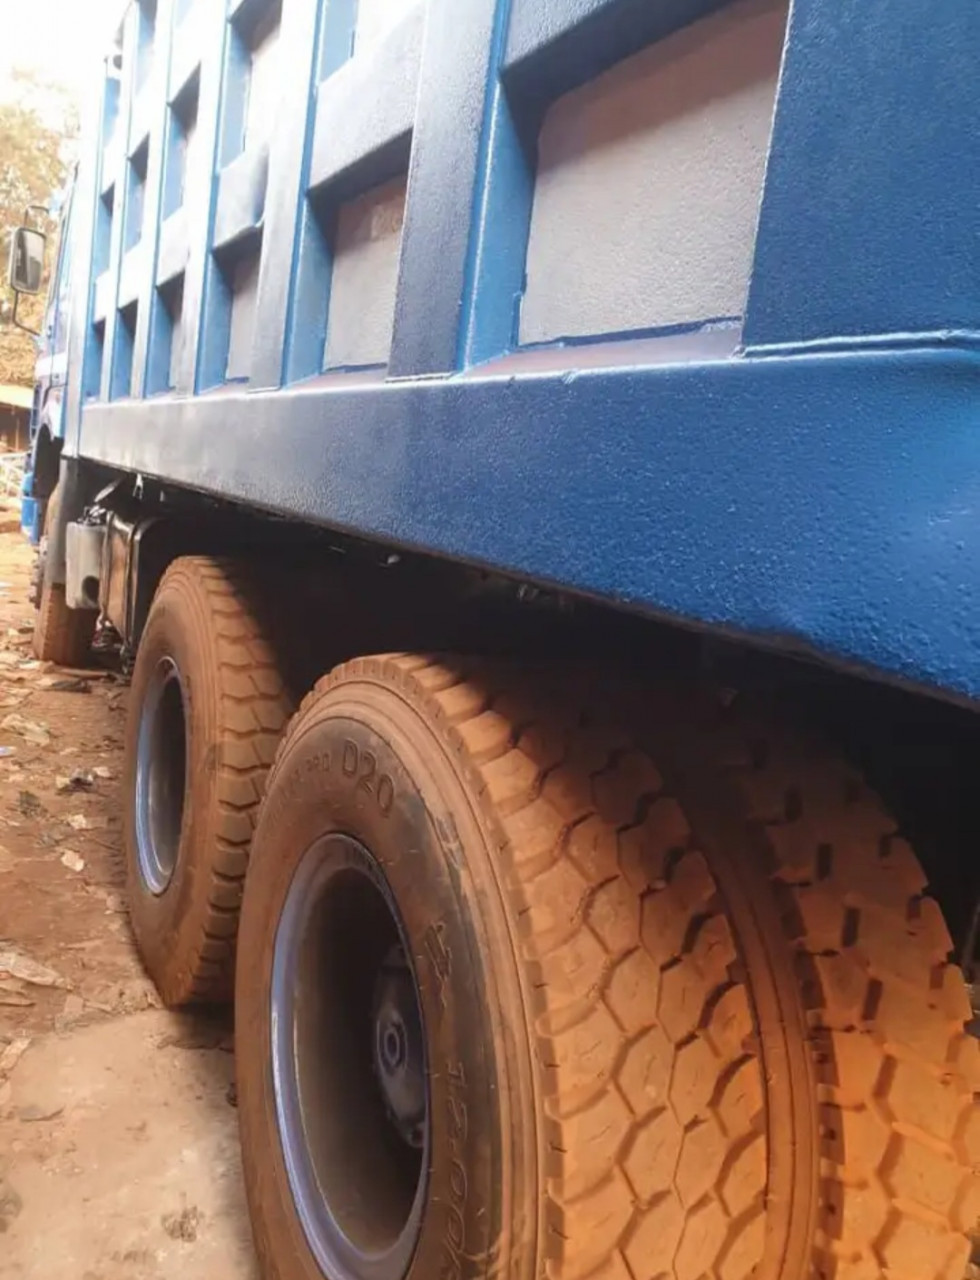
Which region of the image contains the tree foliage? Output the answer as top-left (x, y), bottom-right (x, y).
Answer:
top-left (0, 70), bottom-right (79, 387)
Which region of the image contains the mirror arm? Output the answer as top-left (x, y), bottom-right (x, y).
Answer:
top-left (10, 290), bottom-right (40, 339)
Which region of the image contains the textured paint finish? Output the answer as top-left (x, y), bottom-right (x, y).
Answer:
top-left (169, 0), bottom-right (205, 100)
top-left (93, 271), bottom-right (114, 325)
top-left (226, 250), bottom-right (261, 381)
top-left (324, 177), bottom-right (406, 370)
top-left (129, 83), bottom-right (156, 156)
top-left (387, 0), bottom-right (503, 376)
top-left (156, 209), bottom-right (189, 286)
top-left (745, 0), bottom-right (980, 349)
top-left (118, 245), bottom-right (145, 309)
top-left (251, 0), bottom-right (324, 390)
top-left (80, 346), bottom-right (980, 702)
top-left (54, 0), bottom-right (980, 706)
top-left (167, 280), bottom-right (186, 391)
top-left (507, 0), bottom-right (632, 60)
top-left (521, 0), bottom-right (786, 342)
top-left (212, 147), bottom-right (268, 251)
top-left (98, 9), bottom-right (140, 403)
top-left (162, 77), bottom-right (201, 220)
top-left (504, 0), bottom-right (730, 108)
top-left (65, 67), bottom-right (116, 437)
top-left (243, 8), bottom-right (281, 151)
top-left (355, 0), bottom-right (421, 54)
top-left (308, 9), bottom-right (421, 197)
top-left (129, 0), bottom-right (175, 401)
top-left (457, 84), bottom-right (533, 367)
top-left (176, 0), bottom-right (231, 394)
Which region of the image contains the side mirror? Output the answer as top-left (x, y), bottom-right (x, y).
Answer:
top-left (8, 226), bottom-right (46, 295)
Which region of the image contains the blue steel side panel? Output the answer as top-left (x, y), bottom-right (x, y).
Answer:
top-left (281, 1), bottom-right (416, 384)
top-left (156, 210), bottom-right (190, 286)
top-left (251, 0), bottom-right (324, 389)
top-left (63, 71), bottom-right (109, 455)
top-left (318, 0), bottom-right (357, 79)
top-left (281, 201), bottom-right (333, 386)
top-left (279, 0), bottom-right (355, 385)
top-left (132, 2), bottom-right (175, 400)
top-left (169, 3), bottom-right (205, 100)
top-left (307, 10), bottom-right (421, 196)
top-left (70, 0), bottom-right (980, 709)
top-left (197, 13), bottom-right (256, 392)
top-left (174, 0), bottom-right (229, 394)
top-left (80, 348), bottom-right (980, 702)
top-left (744, 0), bottom-right (980, 350)
top-left (504, 0), bottom-right (729, 104)
top-left (212, 147), bottom-right (268, 251)
top-left (118, 246), bottom-right (143, 308)
top-left (458, 85), bottom-right (533, 367)
top-left (388, 0), bottom-right (504, 376)
top-left (99, 12), bottom-right (140, 403)
top-left (228, 0), bottom-right (266, 23)
top-left (505, 0), bottom-right (628, 56)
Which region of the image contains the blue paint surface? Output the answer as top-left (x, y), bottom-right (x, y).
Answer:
top-left (82, 344), bottom-right (980, 701)
top-left (504, 0), bottom-right (728, 105)
top-left (388, 0), bottom-right (502, 376)
top-left (745, 0), bottom-right (980, 349)
top-left (34, 0), bottom-right (980, 705)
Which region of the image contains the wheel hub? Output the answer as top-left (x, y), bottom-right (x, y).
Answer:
top-left (271, 834), bottom-right (429, 1280)
top-left (134, 657), bottom-right (187, 895)
top-left (372, 948), bottom-right (426, 1149)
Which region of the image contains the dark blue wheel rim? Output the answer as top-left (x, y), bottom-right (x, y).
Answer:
top-left (271, 834), bottom-right (429, 1280)
top-left (134, 656), bottom-right (187, 895)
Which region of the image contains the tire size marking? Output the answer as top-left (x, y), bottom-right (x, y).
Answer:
top-left (423, 921), bottom-right (452, 1010)
top-left (266, 751), bottom-right (333, 824)
top-left (441, 1061), bottom-right (468, 1280)
top-left (435, 813), bottom-right (465, 870)
top-left (341, 740), bottom-right (394, 817)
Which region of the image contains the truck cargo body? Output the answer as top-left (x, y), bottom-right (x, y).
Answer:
top-left (23, 0), bottom-right (980, 702)
top-left (11, 3), bottom-right (980, 1280)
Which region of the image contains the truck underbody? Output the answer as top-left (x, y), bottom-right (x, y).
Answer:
top-left (25, 449), bottom-right (980, 1280)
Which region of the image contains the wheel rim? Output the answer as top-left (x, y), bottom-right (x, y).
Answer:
top-left (271, 835), bottom-right (429, 1280)
top-left (134, 657), bottom-right (187, 895)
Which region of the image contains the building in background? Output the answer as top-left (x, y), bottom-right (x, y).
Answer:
top-left (0, 385), bottom-right (31, 452)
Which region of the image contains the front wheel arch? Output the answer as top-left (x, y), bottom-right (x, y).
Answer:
top-left (30, 422), bottom-right (62, 506)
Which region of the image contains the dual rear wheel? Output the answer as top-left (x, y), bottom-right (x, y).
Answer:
top-left (124, 563), bottom-right (979, 1280)
top-left (123, 557), bottom-right (293, 1004)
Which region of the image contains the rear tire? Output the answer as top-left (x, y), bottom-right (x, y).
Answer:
top-left (32, 486), bottom-right (96, 667)
top-left (237, 658), bottom-right (978, 1280)
top-left (124, 557), bottom-right (292, 1006)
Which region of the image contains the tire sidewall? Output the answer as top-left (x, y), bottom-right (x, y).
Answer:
top-left (124, 580), bottom-right (219, 1000)
top-left (237, 699), bottom-right (534, 1280)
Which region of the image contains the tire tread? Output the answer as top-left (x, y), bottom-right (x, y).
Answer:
top-left (726, 729), bottom-right (979, 1279)
top-left (264, 657), bottom-right (977, 1279)
top-left (294, 657), bottom-right (769, 1280)
top-left (142, 557), bottom-right (292, 1002)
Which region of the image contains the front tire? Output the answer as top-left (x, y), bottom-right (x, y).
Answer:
top-left (32, 485), bottom-right (96, 667)
top-left (237, 657), bottom-right (979, 1280)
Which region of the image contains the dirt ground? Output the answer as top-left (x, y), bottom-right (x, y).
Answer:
top-left (0, 525), bottom-right (258, 1280)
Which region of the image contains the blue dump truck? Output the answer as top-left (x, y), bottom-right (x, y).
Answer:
top-left (7, 1), bottom-right (980, 1277)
